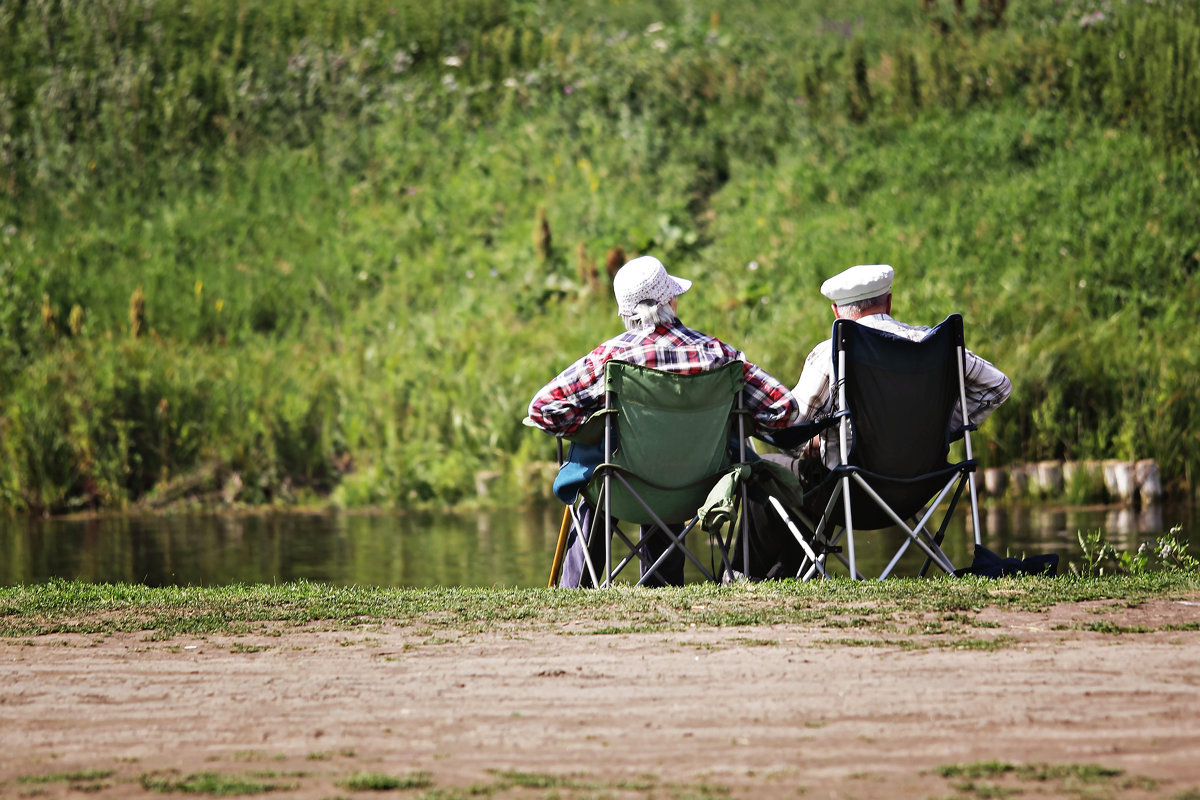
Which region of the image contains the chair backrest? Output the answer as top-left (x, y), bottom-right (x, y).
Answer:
top-left (835, 314), bottom-right (963, 475)
top-left (585, 359), bottom-right (744, 524)
top-left (829, 314), bottom-right (968, 527)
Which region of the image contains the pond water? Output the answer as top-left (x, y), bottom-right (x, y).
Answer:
top-left (0, 500), bottom-right (1195, 588)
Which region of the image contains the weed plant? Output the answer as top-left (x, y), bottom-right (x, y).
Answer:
top-left (2, 0), bottom-right (1198, 513)
top-left (1073, 525), bottom-right (1199, 577)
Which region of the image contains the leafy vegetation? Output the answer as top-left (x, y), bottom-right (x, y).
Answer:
top-left (2, 0), bottom-right (1198, 514)
top-left (1073, 526), bottom-right (1199, 576)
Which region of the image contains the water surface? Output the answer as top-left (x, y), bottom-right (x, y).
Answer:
top-left (0, 501), bottom-right (1193, 588)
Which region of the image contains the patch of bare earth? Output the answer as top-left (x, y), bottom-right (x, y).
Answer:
top-left (2, 594), bottom-right (1199, 799)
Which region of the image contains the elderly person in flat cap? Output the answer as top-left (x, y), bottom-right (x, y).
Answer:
top-left (526, 255), bottom-right (800, 587)
top-left (771, 263), bottom-right (1011, 485)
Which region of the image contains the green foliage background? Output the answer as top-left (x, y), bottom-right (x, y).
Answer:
top-left (1, 0), bottom-right (1198, 514)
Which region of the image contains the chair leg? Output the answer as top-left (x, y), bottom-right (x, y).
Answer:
top-left (613, 473), bottom-right (716, 583)
top-left (635, 519), bottom-right (714, 585)
top-left (611, 525), bottom-right (653, 581)
top-left (880, 537), bottom-right (912, 579)
top-left (575, 503), bottom-right (604, 589)
top-left (573, 493), bottom-right (696, 586)
top-left (828, 533), bottom-right (867, 580)
top-left (634, 525), bottom-right (688, 586)
top-left (847, 473), bottom-right (959, 578)
top-left (765, 495), bottom-right (828, 579)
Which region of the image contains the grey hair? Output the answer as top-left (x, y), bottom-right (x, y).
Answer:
top-left (834, 291), bottom-right (890, 318)
top-left (621, 299), bottom-right (677, 331)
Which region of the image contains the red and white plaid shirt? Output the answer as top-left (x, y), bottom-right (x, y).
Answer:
top-left (527, 320), bottom-right (799, 436)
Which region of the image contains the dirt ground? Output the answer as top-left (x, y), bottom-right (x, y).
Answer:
top-left (2, 594), bottom-right (1200, 799)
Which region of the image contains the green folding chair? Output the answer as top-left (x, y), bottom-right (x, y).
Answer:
top-left (563, 359), bottom-right (751, 587)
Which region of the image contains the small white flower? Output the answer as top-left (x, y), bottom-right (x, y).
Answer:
top-left (747, 260), bottom-right (759, 271)
top-left (646, 22), bottom-right (665, 34)
top-left (444, 56), bottom-right (462, 68)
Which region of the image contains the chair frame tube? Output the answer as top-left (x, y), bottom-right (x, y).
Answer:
top-left (956, 342), bottom-right (983, 546)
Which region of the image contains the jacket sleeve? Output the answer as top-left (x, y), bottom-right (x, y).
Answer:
top-left (960, 350), bottom-right (1012, 428)
top-left (526, 348), bottom-right (608, 436)
top-left (740, 360), bottom-right (800, 432)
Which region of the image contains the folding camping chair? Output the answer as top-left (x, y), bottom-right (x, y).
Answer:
top-left (796, 313), bottom-right (983, 580)
top-left (548, 359), bottom-right (752, 587)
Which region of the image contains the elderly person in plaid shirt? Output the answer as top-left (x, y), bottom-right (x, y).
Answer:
top-left (526, 255), bottom-right (799, 587)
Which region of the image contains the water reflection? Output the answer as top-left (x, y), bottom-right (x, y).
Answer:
top-left (0, 501), bottom-right (1193, 588)
top-left (984, 504), bottom-right (1171, 556)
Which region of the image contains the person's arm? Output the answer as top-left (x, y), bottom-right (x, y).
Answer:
top-left (789, 341), bottom-right (837, 458)
top-left (791, 341), bottom-right (834, 423)
top-left (961, 351), bottom-right (1012, 427)
top-left (526, 349), bottom-right (607, 436)
top-left (739, 361), bottom-right (800, 432)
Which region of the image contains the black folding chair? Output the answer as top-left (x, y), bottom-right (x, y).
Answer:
top-left (797, 314), bottom-right (983, 579)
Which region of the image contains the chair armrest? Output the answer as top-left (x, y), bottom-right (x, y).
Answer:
top-left (755, 419), bottom-right (830, 451)
top-left (523, 411), bottom-right (607, 446)
top-left (565, 413), bottom-right (605, 445)
top-left (948, 422), bottom-right (978, 443)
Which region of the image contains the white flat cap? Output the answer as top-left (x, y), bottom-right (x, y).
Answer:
top-left (820, 264), bottom-right (894, 304)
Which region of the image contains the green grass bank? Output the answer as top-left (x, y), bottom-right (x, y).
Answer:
top-left (2, 569), bottom-right (1198, 639)
top-left (2, 0), bottom-right (1198, 514)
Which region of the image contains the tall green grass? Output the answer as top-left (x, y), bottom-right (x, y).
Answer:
top-left (1, 0), bottom-right (1198, 513)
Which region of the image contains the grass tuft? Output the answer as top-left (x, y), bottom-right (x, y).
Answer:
top-left (336, 771), bottom-right (433, 791)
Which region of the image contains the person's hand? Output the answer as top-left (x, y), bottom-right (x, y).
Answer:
top-left (804, 435), bottom-right (821, 459)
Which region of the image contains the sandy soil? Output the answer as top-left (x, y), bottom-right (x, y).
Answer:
top-left (2, 595), bottom-right (1200, 799)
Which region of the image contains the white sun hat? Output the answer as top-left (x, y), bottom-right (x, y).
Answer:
top-left (820, 264), bottom-right (895, 304)
top-left (612, 256), bottom-right (692, 317)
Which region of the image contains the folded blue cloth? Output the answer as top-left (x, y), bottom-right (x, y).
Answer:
top-left (552, 441), bottom-right (604, 504)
